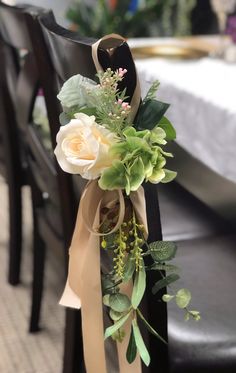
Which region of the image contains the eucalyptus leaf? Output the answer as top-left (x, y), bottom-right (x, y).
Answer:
top-left (101, 276), bottom-right (115, 294)
top-left (131, 259), bottom-right (146, 309)
top-left (105, 311), bottom-right (131, 340)
top-left (176, 289), bottom-right (191, 309)
top-left (109, 293), bottom-right (131, 313)
top-left (162, 294), bottom-right (175, 302)
top-left (158, 116), bottom-right (176, 140)
top-left (78, 107), bottom-right (97, 116)
top-left (126, 328), bottom-right (137, 364)
top-left (132, 319), bottom-right (150, 366)
top-left (135, 99), bottom-right (170, 131)
top-left (109, 309), bottom-right (124, 321)
top-left (149, 241), bottom-right (177, 262)
top-left (188, 310), bottom-right (201, 321)
top-left (123, 254), bottom-right (135, 283)
top-left (152, 274), bottom-right (180, 295)
top-left (148, 263), bottom-right (179, 273)
top-left (57, 74), bottom-right (97, 108)
top-left (59, 111), bottom-right (71, 126)
top-left (103, 294), bottom-right (110, 306)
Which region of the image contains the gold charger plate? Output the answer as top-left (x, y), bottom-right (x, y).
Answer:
top-left (131, 44), bottom-right (209, 60)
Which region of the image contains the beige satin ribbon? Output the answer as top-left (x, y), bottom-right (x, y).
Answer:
top-left (60, 35), bottom-right (145, 373)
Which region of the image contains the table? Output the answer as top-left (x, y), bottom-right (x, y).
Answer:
top-left (128, 37), bottom-right (236, 183)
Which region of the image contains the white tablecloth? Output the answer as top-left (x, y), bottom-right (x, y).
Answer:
top-left (128, 38), bottom-right (236, 183)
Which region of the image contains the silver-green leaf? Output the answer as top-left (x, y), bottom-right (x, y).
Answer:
top-left (132, 319), bottom-right (150, 366)
top-left (152, 274), bottom-right (180, 295)
top-left (105, 311), bottom-right (131, 340)
top-left (149, 241), bottom-right (177, 262)
top-left (176, 288), bottom-right (192, 309)
top-left (123, 254), bottom-right (136, 283)
top-left (109, 293), bottom-right (131, 313)
top-left (162, 294), bottom-right (175, 302)
top-left (131, 259), bottom-right (146, 309)
top-left (57, 74), bottom-right (97, 108)
top-left (126, 328), bottom-right (137, 364)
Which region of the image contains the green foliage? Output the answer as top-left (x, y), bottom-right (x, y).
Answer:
top-left (57, 74), bottom-right (97, 108)
top-left (134, 99), bottom-right (170, 131)
top-left (158, 116), bottom-right (176, 140)
top-left (132, 319), bottom-right (150, 366)
top-left (176, 288), bottom-right (192, 309)
top-left (109, 293), bottom-right (131, 312)
top-left (59, 111), bottom-right (71, 126)
top-left (162, 294), bottom-right (175, 302)
top-left (126, 328), bottom-right (137, 364)
top-left (99, 160), bottom-right (127, 191)
top-left (99, 123), bottom-right (175, 193)
top-left (161, 169), bottom-right (177, 183)
top-left (105, 311), bottom-right (131, 339)
top-left (66, 0), bottom-right (196, 38)
top-left (131, 260), bottom-right (146, 309)
top-left (137, 308), bottom-right (167, 344)
top-left (148, 263), bottom-right (179, 272)
top-left (123, 254), bottom-right (136, 283)
top-left (143, 81), bottom-right (160, 103)
top-left (149, 241), bottom-right (177, 262)
top-left (109, 309), bottom-right (124, 321)
top-left (186, 310), bottom-right (201, 321)
top-left (152, 273), bottom-right (180, 295)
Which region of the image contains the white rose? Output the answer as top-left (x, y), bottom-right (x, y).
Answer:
top-left (54, 113), bottom-right (116, 180)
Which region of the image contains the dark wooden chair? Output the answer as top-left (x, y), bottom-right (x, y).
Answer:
top-left (0, 4), bottom-right (84, 373)
top-left (0, 1), bottom-right (34, 286)
top-left (29, 10), bottom-right (168, 373)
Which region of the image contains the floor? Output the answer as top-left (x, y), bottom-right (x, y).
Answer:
top-left (0, 176), bottom-right (65, 373)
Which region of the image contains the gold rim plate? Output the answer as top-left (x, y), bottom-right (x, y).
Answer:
top-left (131, 44), bottom-right (209, 60)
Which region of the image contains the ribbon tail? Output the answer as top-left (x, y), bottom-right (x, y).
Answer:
top-left (59, 279), bottom-right (82, 309)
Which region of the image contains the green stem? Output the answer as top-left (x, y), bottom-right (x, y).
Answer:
top-left (137, 308), bottom-right (167, 344)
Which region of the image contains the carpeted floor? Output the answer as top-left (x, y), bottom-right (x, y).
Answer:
top-left (0, 176), bottom-right (65, 373)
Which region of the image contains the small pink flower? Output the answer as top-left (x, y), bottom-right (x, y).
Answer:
top-left (118, 68), bottom-right (127, 77)
top-left (122, 102), bottom-right (128, 109)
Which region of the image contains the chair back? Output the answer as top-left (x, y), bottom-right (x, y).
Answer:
top-left (0, 3), bottom-right (69, 239)
top-left (38, 12), bottom-right (168, 373)
top-left (169, 142), bottom-right (236, 225)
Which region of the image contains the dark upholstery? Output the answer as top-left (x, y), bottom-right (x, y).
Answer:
top-left (167, 233), bottom-right (236, 373)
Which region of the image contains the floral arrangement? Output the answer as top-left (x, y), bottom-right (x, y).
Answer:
top-left (55, 67), bottom-right (200, 367)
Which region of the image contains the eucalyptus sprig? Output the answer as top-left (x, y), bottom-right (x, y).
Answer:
top-left (101, 205), bottom-right (200, 366)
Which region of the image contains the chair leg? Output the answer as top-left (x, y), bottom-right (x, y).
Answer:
top-left (29, 222), bottom-right (46, 333)
top-left (8, 181), bottom-right (22, 285)
top-left (63, 308), bottom-right (85, 373)
top-left (29, 174), bottom-right (46, 333)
